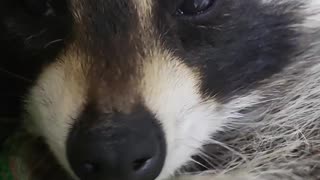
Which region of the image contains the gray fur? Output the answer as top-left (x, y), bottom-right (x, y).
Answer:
top-left (2, 1), bottom-right (320, 180)
top-left (178, 28), bottom-right (320, 179)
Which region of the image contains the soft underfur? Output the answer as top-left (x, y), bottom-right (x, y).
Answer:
top-left (1, 0), bottom-right (320, 180)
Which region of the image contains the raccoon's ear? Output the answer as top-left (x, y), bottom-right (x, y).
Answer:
top-left (0, 118), bottom-right (20, 148)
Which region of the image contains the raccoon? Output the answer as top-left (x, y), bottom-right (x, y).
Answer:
top-left (1, 0), bottom-right (320, 180)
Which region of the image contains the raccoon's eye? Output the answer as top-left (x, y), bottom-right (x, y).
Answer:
top-left (176, 0), bottom-right (215, 16)
top-left (23, 0), bottom-right (54, 16)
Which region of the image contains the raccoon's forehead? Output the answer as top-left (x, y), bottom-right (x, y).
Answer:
top-left (70, 0), bottom-right (157, 43)
top-left (67, 0), bottom-right (176, 64)
top-left (65, 0), bottom-right (162, 81)
top-left (47, 0), bottom-right (302, 103)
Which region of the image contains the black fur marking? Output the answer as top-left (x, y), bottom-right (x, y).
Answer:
top-left (155, 0), bottom-right (303, 100)
top-left (0, 0), bottom-right (308, 178)
top-left (0, 0), bottom-right (72, 142)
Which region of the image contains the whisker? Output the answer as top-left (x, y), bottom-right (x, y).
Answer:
top-left (208, 139), bottom-right (248, 163)
top-left (44, 39), bottom-right (64, 49)
top-left (198, 151), bottom-right (216, 169)
top-left (190, 157), bottom-right (211, 170)
top-left (0, 67), bottom-right (32, 83)
top-left (25, 29), bottom-right (48, 42)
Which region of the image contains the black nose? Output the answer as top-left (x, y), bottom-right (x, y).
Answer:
top-left (66, 106), bottom-right (166, 180)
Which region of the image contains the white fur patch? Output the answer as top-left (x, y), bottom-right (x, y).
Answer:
top-left (133, 0), bottom-right (152, 17)
top-left (25, 54), bottom-right (88, 179)
top-left (24, 47), bottom-right (261, 180)
top-left (140, 49), bottom-right (262, 180)
top-left (302, 0), bottom-right (320, 28)
top-left (23, 49), bottom-right (261, 180)
top-left (133, 0), bottom-right (153, 31)
top-left (261, 0), bottom-right (320, 29)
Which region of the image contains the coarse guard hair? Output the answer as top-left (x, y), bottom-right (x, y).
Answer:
top-left (1, 0), bottom-right (320, 180)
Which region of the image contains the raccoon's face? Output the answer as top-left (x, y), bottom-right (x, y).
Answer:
top-left (1, 0), bottom-right (305, 179)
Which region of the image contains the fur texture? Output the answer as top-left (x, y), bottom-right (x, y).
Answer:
top-left (1, 0), bottom-right (320, 180)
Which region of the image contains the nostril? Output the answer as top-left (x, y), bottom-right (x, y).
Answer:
top-left (67, 106), bottom-right (167, 180)
top-left (132, 157), bottom-right (152, 171)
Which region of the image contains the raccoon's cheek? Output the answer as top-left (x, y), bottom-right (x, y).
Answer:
top-left (137, 53), bottom-right (220, 178)
top-left (24, 55), bottom-right (89, 176)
